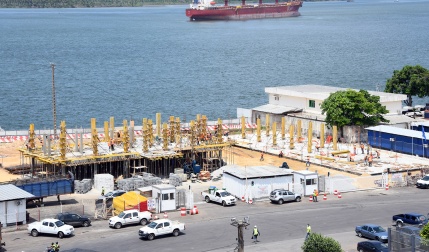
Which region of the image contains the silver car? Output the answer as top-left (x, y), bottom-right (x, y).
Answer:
top-left (269, 189), bottom-right (301, 205)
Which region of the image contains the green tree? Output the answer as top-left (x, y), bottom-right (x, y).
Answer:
top-left (421, 223), bottom-right (429, 249)
top-left (301, 233), bottom-right (343, 252)
top-left (320, 89), bottom-right (389, 133)
top-left (384, 65), bottom-right (429, 107)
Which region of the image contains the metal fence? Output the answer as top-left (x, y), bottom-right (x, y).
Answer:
top-left (369, 138), bottom-right (429, 158)
top-left (389, 227), bottom-right (429, 252)
top-left (26, 199), bottom-right (96, 223)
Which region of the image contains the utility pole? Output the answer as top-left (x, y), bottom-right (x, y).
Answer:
top-left (51, 63), bottom-right (57, 139)
top-left (230, 217), bottom-right (250, 252)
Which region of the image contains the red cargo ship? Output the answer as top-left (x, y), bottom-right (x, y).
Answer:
top-left (186, 0), bottom-right (302, 21)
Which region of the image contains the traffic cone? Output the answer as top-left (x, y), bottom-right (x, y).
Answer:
top-left (338, 192), bottom-right (342, 199)
top-left (323, 193), bottom-right (327, 200)
top-left (333, 190), bottom-right (338, 195)
top-left (249, 198), bottom-right (253, 204)
top-left (385, 184), bottom-right (389, 190)
top-left (180, 207), bottom-right (186, 217)
top-left (241, 196), bottom-right (245, 202)
top-left (163, 212), bottom-right (168, 218)
top-left (154, 215), bottom-right (159, 220)
top-left (193, 205), bottom-right (199, 214)
top-left (309, 195), bottom-right (313, 202)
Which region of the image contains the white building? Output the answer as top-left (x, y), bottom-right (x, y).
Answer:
top-left (0, 184), bottom-right (35, 227)
top-left (222, 165), bottom-right (294, 200)
top-left (152, 184), bottom-right (176, 213)
top-left (293, 170), bottom-right (318, 196)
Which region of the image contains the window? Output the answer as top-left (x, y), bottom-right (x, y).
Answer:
top-left (170, 193), bottom-right (175, 200)
top-left (49, 222), bottom-right (55, 227)
top-left (133, 212), bottom-right (138, 217)
top-left (162, 193), bottom-right (169, 200)
top-left (309, 100), bottom-right (315, 108)
top-left (43, 222), bottom-right (48, 226)
top-left (164, 222), bottom-right (170, 227)
top-left (124, 213), bottom-right (131, 218)
top-left (306, 179), bottom-right (317, 185)
top-left (156, 224), bottom-right (163, 229)
top-left (274, 95), bottom-right (279, 101)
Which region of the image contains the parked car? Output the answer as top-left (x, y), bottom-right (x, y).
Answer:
top-left (392, 212), bottom-right (428, 227)
top-left (139, 219), bottom-right (185, 240)
top-left (55, 212), bottom-right (91, 227)
top-left (99, 190), bottom-right (126, 199)
top-left (109, 209), bottom-right (152, 229)
top-left (357, 241), bottom-right (388, 252)
top-left (355, 224), bottom-right (388, 243)
top-left (269, 189), bottom-right (301, 204)
top-left (201, 187), bottom-right (236, 207)
top-left (27, 218), bottom-right (74, 238)
top-left (416, 175), bottom-right (429, 188)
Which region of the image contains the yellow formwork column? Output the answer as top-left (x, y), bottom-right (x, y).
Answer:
top-left (281, 117), bottom-right (285, 140)
top-left (91, 118), bottom-right (98, 156)
top-left (257, 118), bottom-right (261, 142)
top-left (162, 123), bottom-right (168, 150)
top-left (175, 117), bottom-right (181, 145)
top-left (156, 113), bottom-right (161, 137)
top-left (265, 114), bottom-right (270, 136)
top-left (289, 125), bottom-right (295, 149)
top-left (217, 118), bottom-right (223, 144)
top-left (59, 121), bottom-right (67, 161)
top-left (297, 120), bottom-right (302, 139)
top-left (190, 120), bottom-right (196, 147)
top-left (196, 114), bottom-right (201, 134)
top-left (333, 126), bottom-right (338, 150)
top-left (148, 119), bottom-right (154, 147)
top-left (320, 123), bottom-right (325, 148)
top-left (123, 120), bottom-right (129, 153)
top-left (109, 117), bottom-right (115, 141)
top-left (201, 115), bottom-right (207, 140)
top-left (104, 121), bottom-right (109, 142)
top-left (272, 122), bottom-right (277, 146)
top-left (169, 116), bottom-right (175, 143)
top-left (307, 121), bottom-right (313, 153)
top-left (143, 118), bottom-right (148, 153)
top-left (28, 124), bottom-right (35, 150)
top-left (241, 116), bottom-right (246, 139)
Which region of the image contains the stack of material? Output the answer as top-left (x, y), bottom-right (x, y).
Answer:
top-left (169, 173), bottom-right (182, 187)
top-left (133, 179), bottom-right (145, 190)
top-left (117, 178), bottom-right (135, 191)
top-left (94, 174), bottom-right (114, 192)
top-left (199, 171), bottom-right (211, 181)
top-left (174, 168), bottom-right (184, 174)
top-left (143, 176), bottom-right (161, 187)
top-left (173, 168), bottom-right (187, 182)
top-left (74, 179), bottom-right (92, 194)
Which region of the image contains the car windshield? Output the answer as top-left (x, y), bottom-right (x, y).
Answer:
top-left (55, 221), bottom-right (64, 227)
top-left (220, 191), bottom-right (231, 197)
top-left (373, 226), bottom-right (386, 232)
top-left (422, 176), bottom-right (429, 181)
top-left (118, 212), bottom-right (125, 218)
top-left (105, 192), bottom-right (113, 197)
top-left (147, 222), bottom-right (157, 229)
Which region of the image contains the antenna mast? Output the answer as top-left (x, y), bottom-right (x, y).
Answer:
top-left (51, 63), bottom-right (57, 138)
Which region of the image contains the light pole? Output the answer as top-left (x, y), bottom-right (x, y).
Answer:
top-left (230, 216), bottom-right (250, 252)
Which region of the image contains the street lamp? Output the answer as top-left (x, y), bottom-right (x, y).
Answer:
top-left (230, 216), bottom-right (250, 252)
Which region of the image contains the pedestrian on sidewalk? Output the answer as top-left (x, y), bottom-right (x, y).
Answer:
top-left (368, 154), bottom-right (373, 167)
top-left (364, 155), bottom-right (368, 166)
top-left (360, 143), bottom-right (364, 154)
top-left (305, 224), bottom-right (311, 240)
top-left (376, 150), bottom-right (380, 159)
top-left (260, 153), bottom-right (264, 161)
top-left (252, 225), bottom-right (260, 242)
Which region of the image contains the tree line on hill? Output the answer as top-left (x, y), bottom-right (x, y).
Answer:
top-left (1, 0), bottom-right (336, 8)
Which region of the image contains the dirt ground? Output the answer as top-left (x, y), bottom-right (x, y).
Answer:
top-left (0, 141), bottom-right (357, 183)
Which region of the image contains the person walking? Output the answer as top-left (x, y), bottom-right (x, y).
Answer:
top-left (305, 224), bottom-right (311, 240)
top-left (364, 155), bottom-right (368, 166)
top-left (313, 189), bottom-right (318, 202)
top-left (368, 154), bottom-right (373, 167)
top-left (260, 153), bottom-right (264, 161)
top-left (53, 242), bottom-right (60, 252)
top-left (252, 225), bottom-right (260, 242)
top-left (360, 143), bottom-right (364, 154)
top-left (101, 186), bottom-right (105, 196)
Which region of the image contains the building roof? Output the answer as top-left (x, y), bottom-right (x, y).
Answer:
top-left (252, 104), bottom-right (302, 115)
top-left (265, 85), bottom-right (407, 103)
top-left (293, 170), bottom-right (318, 176)
top-left (382, 114), bottom-right (420, 125)
top-left (366, 125), bottom-right (427, 139)
top-left (152, 184), bottom-right (175, 190)
top-left (0, 184), bottom-right (35, 201)
top-left (222, 165), bottom-right (293, 179)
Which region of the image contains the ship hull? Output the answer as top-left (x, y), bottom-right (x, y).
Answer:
top-left (186, 3), bottom-right (301, 21)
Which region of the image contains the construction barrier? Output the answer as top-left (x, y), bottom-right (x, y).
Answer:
top-left (241, 196), bottom-right (245, 202)
top-left (248, 198), bottom-right (253, 204)
top-left (180, 207), bottom-right (186, 217)
top-left (323, 194), bottom-right (327, 200)
top-left (309, 196), bottom-right (313, 202)
top-left (193, 205), bottom-right (199, 215)
top-left (338, 192), bottom-right (342, 199)
top-left (385, 184), bottom-right (389, 190)
top-left (333, 190), bottom-right (338, 195)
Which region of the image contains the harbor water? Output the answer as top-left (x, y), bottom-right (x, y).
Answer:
top-left (1, 0), bottom-right (428, 130)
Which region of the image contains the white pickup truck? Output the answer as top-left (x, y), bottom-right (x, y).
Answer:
top-left (109, 209), bottom-right (152, 229)
top-left (201, 188), bottom-right (236, 207)
top-left (27, 218), bottom-right (74, 238)
top-left (139, 219), bottom-right (185, 240)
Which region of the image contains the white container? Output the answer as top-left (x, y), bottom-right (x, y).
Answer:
top-left (94, 173), bottom-right (114, 192)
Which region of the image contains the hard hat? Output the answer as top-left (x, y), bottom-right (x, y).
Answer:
top-left (254, 225), bottom-right (257, 228)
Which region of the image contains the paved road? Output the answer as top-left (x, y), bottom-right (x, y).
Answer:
top-left (2, 187), bottom-right (428, 252)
